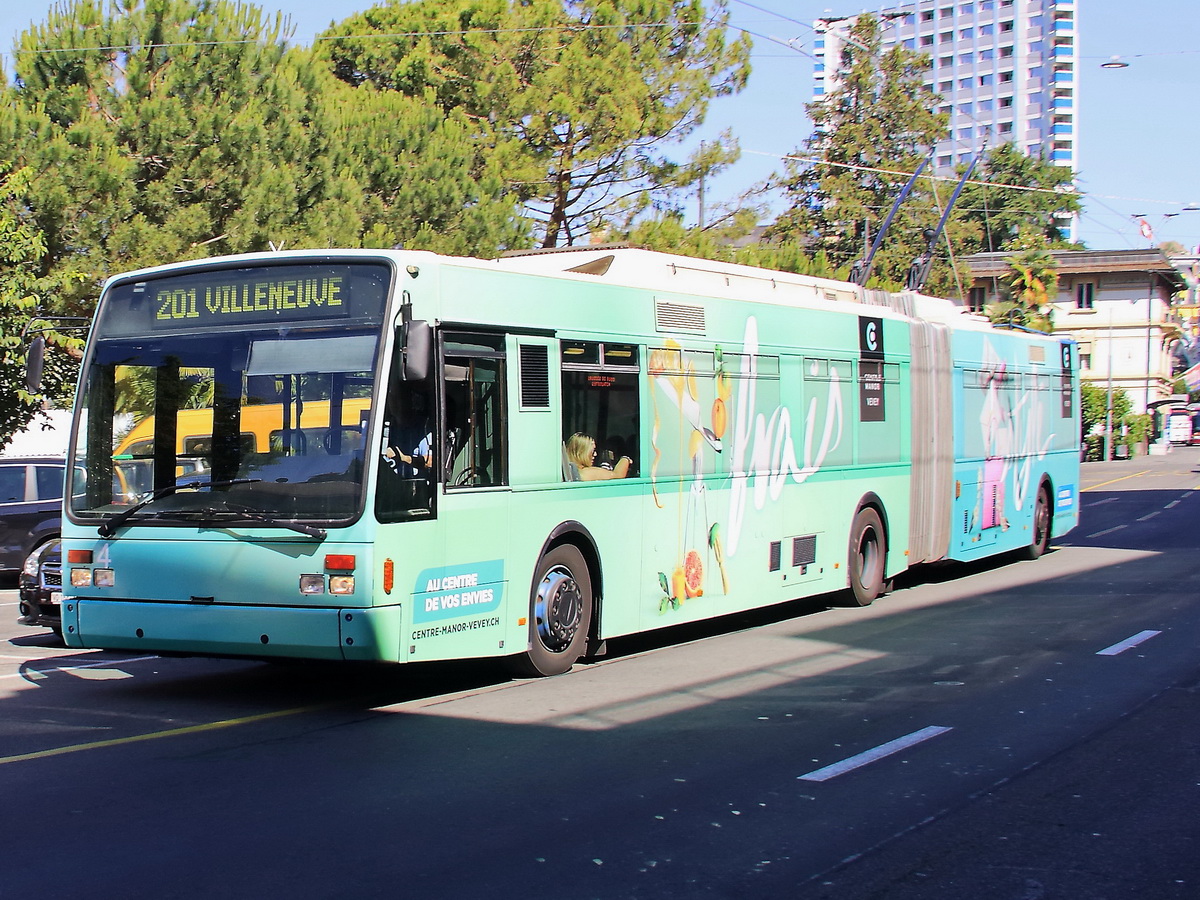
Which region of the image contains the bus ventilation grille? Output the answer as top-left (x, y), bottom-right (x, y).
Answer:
top-left (793, 535), bottom-right (817, 568)
top-left (518, 344), bottom-right (550, 408)
top-left (963, 510), bottom-right (970, 533)
top-left (768, 540), bottom-right (782, 572)
top-left (655, 299), bottom-right (706, 334)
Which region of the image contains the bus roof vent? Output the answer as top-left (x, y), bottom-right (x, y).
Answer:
top-left (518, 344), bottom-right (551, 409)
top-left (655, 299), bottom-right (706, 335)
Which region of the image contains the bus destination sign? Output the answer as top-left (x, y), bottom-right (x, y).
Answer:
top-left (150, 274), bottom-right (351, 328)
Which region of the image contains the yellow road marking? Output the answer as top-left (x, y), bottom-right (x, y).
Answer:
top-left (1081, 470), bottom-right (1150, 492)
top-left (0, 704), bottom-right (328, 766)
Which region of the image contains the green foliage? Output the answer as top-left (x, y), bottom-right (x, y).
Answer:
top-left (321, 0), bottom-right (751, 247)
top-left (984, 240), bottom-right (1058, 333)
top-left (954, 143), bottom-right (1082, 255)
top-left (1080, 381), bottom-right (1134, 459)
top-left (1081, 381), bottom-right (1131, 436)
top-left (1124, 413), bottom-right (1153, 448)
top-left (0, 167), bottom-right (85, 447)
top-left (6, 0), bottom-right (528, 277)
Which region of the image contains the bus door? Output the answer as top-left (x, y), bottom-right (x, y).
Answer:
top-left (430, 332), bottom-right (511, 656)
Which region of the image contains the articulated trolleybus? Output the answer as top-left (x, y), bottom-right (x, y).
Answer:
top-left (59, 247), bottom-right (1079, 675)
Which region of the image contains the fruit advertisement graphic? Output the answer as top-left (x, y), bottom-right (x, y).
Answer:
top-left (648, 340), bottom-right (733, 613)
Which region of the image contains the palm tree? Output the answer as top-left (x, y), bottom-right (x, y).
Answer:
top-left (989, 244), bottom-right (1058, 332)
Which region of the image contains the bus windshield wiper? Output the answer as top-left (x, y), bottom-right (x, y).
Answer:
top-left (97, 478), bottom-right (261, 538)
top-left (181, 506), bottom-right (327, 540)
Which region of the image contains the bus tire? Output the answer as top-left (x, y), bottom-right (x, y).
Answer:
top-left (513, 543), bottom-right (592, 677)
top-left (846, 507), bottom-right (886, 607)
top-left (1023, 482), bottom-right (1052, 560)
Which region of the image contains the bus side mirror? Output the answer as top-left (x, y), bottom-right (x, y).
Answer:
top-left (25, 336), bottom-right (45, 393)
top-left (401, 320), bottom-right (431, 381)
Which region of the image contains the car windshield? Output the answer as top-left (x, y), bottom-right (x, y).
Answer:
top-left (68, 261), bottom-right (391, 525)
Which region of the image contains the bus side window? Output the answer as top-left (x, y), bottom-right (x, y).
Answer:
top-left (443, 333), bottom-right (508, 488)
top-left (560, 340), bottom-right (640, 480)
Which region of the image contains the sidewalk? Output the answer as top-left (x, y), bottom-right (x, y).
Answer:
top-left (1079, 443), bottom-right (1200, 490)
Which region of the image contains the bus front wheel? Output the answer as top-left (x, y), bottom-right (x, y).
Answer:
top-left (846, 507), bottom-right (887, 607)
top-left (513, 544), bottom-right (593, 677)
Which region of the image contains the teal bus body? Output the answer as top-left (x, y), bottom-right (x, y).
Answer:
top-left (58, 248), bottom-right (1079, 673)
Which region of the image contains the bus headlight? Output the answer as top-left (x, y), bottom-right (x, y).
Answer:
top-left (71, 568), bottom-right (93, 588)
top-left (329, 575), bottom-right (355, 595)
top-left (299, 574), bottom-right (326, 594)
top-left (94, 568), bottom-right (115, 588)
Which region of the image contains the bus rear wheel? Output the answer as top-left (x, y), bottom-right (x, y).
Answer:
top-left (846, 507), bottom-right (886, 607)
top-left (512, 544), bottom-right (592, 677)
top-left (1023, 483), bottom-right (1052, 560)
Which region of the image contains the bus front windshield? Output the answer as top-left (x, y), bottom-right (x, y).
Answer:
top-left (69, 261), bottom-right (391, 527)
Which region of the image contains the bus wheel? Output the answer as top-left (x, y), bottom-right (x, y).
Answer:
top-left (514, 544), bottom-right (592, 677)
top-left (1023, 483), bottom-right (1052, 560)
top-left (846, 507), bottom-right (886, 607)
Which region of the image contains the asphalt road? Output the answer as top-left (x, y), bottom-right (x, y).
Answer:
top-left (1, 449), bottom-right (1198, 899)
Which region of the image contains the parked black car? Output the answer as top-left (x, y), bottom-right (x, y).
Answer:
top-left (0, 456), bottom-right (81, 577)
top-left (18, 538), bottom-right (62, 634)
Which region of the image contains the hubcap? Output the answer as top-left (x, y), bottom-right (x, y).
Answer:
top-left (534, 565), bottom-right (583, 653)
top-left (858, 529), bottom-right (880, 586)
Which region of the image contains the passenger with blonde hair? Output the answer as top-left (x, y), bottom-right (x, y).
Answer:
top-left (565, 433), bottom-right (630, 481)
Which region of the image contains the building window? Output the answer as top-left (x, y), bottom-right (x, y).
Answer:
top-left (1000, 96), bottom-right (1014, 108)
top-left (922, 34), bottom-right (935, 46)
top-left (922, 10), bottom-right (934, 21)
top-left (1001, 20), bottom-right (1014, 32)
top-left (939, 80), bottom-right (953, 92)
top-left (940, 31), bottom-right (953, 43)
top-left (1075, 282), bottom-right (1095, 310)
top-left (999, 122), bottom-right (1013, 134)
top-left (999, 71), bottom-right (1014, 83)
top-left (979, 73), bottom-right (993, 86)
top-left (960, 27), bottom-right (974, 39)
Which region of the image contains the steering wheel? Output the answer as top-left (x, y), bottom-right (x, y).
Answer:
top-left (453, 466), bottom-right (480, 486)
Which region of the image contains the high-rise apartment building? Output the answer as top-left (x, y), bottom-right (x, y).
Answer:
top-left (813, 0), bottom-right (1078, 176)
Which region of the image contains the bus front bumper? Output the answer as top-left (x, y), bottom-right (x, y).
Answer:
top-left (60, 598), bottom-right (403, 662)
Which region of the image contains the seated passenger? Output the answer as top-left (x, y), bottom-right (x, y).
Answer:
top-left (565, 433), bottom-right (630, 482)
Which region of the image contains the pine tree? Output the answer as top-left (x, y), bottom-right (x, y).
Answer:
top-left (321, 0), bottom-right (750, 247)
top-left (767, 14), bottom-right (947, 289)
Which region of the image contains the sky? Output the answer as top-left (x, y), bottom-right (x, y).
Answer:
top-left (1, 0), bottom-right (1198, 254)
